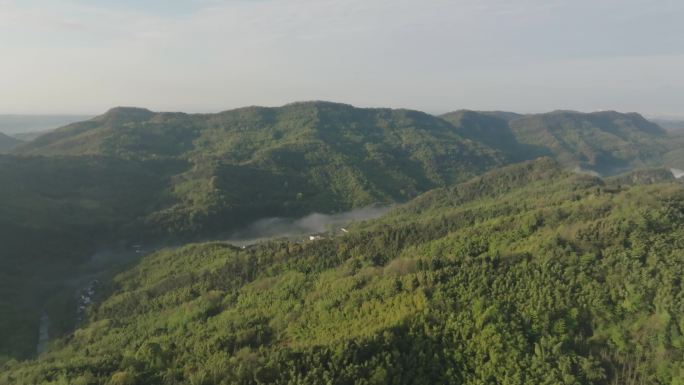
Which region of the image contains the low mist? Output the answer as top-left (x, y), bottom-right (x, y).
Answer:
top-left (225, 206), bottom-right (391, 246)
top-left (571, 166), bottom-right (601, 177)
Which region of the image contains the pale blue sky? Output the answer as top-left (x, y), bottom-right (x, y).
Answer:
top-left (0, 0), bottom-right (682, 116)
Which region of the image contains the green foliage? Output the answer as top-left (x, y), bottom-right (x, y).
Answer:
top-left (0, 154), bottom-right (180, 358)
top-left (14, 102), bottom-right (504, 236)
top-left (1, 102), bottom-right (682, 376)
top-left (441, 109), bottom-right (672, 174)
top-left (0, 102), bottom-right (502, 359)
top-left (2, 159), bottom-right (682, 384)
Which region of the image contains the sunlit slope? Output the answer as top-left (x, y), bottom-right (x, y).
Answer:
top-left (4, 159), bottom-right (682, 384)
top-left (0, 102), bottom-right (503, 360)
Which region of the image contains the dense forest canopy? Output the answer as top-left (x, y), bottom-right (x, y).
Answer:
top-left (440, 109), bottom-right (673, 174)
top-left (1, 102), bottom-right (683, 384)
top-left (2, 158), bottom-right (683, 384)
top-left (12, 102), bottom-right (507, 236)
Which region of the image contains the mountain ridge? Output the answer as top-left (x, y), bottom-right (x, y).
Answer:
top-left (12, 102), bottom-right (504, 239)
top-left (440, 108), bottom-right (670, 174)
top-left (3, 157), bottom-right (682, 384)
top-left (0, 132), bottom-right (22, 153)
top-left (17, 102), bottom-right (673, 174)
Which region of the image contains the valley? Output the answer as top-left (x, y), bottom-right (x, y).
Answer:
top-left (4, 1), bottom-right (682, 383)
top-left (2, 158), bottom-right (683, 384)
top-left (13, 204), bottom-right (392, 364)
top-left (0, 103), bottom-right (683, 385)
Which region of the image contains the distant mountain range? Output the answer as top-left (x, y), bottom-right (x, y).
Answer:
top-left (0, 114), bottom-right (92, 135)
top-left (6, 102), bottom-right (681, 240)
top-left (12, 102), bottom-right (505, 237)
top-left (0, 132), bottom-right (22, 153)
top-left (651, 118), bottom-right (684, 132)
top-left (15, 104), bottom-right (678, 173)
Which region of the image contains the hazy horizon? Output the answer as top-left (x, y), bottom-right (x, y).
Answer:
top-left (1, 0), bottom-right (683, 116)
top-left (1, 102), bottom-right (684, 121)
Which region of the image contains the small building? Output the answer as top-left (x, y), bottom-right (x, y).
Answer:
top-left (308, 233), bottom-right (326, 241)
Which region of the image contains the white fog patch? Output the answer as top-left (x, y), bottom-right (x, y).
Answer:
top-left (572, 166), bottom-right (601, 177)
top-left (226, 206), bottom-right (391, 246)
top-left (671, 168), bottom-right (684, 179)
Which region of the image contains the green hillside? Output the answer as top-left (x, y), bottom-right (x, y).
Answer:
top-left (0, 154), bottom-right (183, 359)
top-left (0, 102), bottom-right (504, 360)
top-left (3, 159), bottom-right (682, 385)
top-left (15, 105), bottom-right (673, 241)
top-left (439, 110), bottom-right (545, 162)
top-left (661, 129), bottom-right (684, 170)
top-left (15, 102), bottom-right (503, 235)
top-left (441, 110), bottom-right (670, 174)
top-left (1, 103), bottom-right (683, 378)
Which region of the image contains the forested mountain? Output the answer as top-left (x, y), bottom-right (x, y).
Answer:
top-left (14, 102), bottom-right (503, 235)
top-left (439, 110), bottom-right (539, 161)
top-left (1, 102), bottom-right (504, 360)
top-left (0, 132), bottom-right (22, 153)
top-left (14, 105), bottom-right (676, 237)
top-left (1, 102), bottom-right (683, 384)
top-left (442, 109), bottom-right (672, 174)
top-left (0, 154), bottom-right (184, 359)
top-left (2, 158), bottom-right (682, 385)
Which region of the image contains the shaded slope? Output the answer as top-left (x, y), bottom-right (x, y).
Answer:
top-left (3, 159), bottom-right (682, 384)
top-left (0, 154), bottom-right (182, 359)
top-left (0, 103), bottom-right (504, 359)
top-left (441, 109), bottom-right (669, 175)
top-left (15, 102), bottom-right (504, 235)
top-left (440, 110), bottom-right (549, 161)
top-left (508, 110), bottom-right (667, 174)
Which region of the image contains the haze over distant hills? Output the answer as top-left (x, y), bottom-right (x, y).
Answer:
top-left (0, 132), bottom-right (22, 153)
top-left (0, 114), bottom-right (92, 138)
top-left (652, 118), bottom-right (684, 132)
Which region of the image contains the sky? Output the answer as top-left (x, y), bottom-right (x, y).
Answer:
top-left (0, 0), bottom-right (683, 116)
